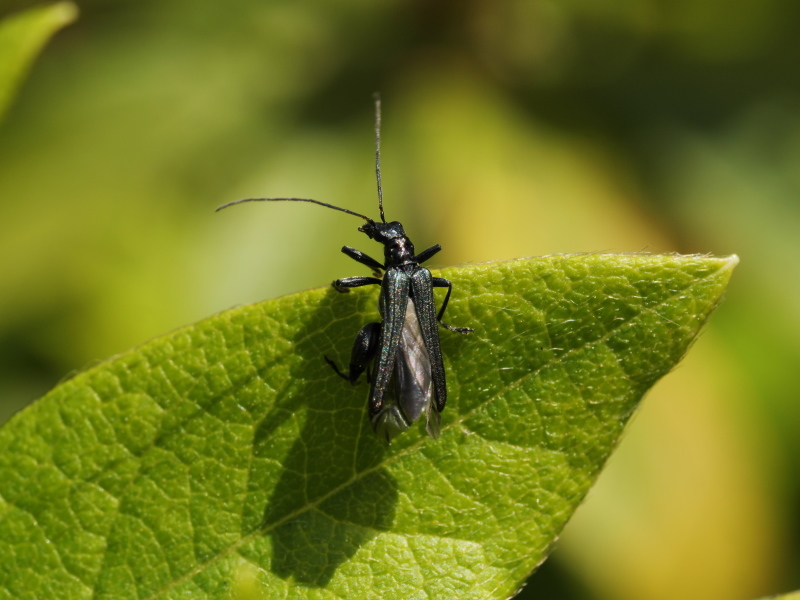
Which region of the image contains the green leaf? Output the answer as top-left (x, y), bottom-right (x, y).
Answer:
top-left (0, 2), bottom-right (77, 123)
top-left (755, 594), bottom-right (800, 600)
top-left (0, 253), bottom-right (736, 599)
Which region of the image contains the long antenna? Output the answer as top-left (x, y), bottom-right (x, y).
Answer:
top-left (215, 197), bottom-right (373, 222)
top-left (374, 93), bottom-right (386, 223)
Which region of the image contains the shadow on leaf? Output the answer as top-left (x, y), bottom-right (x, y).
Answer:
top-left (252, 290), bottom-right (399, 587)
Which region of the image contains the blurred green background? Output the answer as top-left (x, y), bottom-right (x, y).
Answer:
top-left (1, 0), bottom-right (798, 598)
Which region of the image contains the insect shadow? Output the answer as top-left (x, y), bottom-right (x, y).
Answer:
top-left (248, 290), bottom-right (399, 587)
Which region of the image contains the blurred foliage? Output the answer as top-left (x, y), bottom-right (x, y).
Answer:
top-left (0, 2), bottom-right (77, 120)
top-left (0, 0), bottom-right (797, 599)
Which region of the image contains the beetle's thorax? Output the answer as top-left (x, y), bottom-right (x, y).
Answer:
top-left (359, 220), bottom-right (416, 266)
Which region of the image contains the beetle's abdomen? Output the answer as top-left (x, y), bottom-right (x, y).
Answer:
top-left (371, 296), bottom-right (439, 441)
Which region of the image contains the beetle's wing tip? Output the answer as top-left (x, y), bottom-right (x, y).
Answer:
top-left (371, 406), bottom-right (411, 442)
top-left (425, 408), bottom-right (441, 439)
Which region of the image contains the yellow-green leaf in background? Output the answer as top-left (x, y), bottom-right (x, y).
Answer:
top-left (0, 254), bottom-right (736, 599)
top-left (0, 2), bottom-right (77, 124)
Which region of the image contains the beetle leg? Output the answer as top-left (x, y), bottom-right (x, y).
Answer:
top-left (342, 246), bottom-right (385, 277)
top-left (324, 356), bottom-right (351, 381)
top-left (332, 276), bottom-right (382, 293)
top-left (414, 244), bottom-right (441, 264)
top-left (325, 321), bottom-right (382, 384)
top-left (431, 277), bottom-right (474, 334)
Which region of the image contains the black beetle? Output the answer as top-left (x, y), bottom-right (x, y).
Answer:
top-left (217, 96), bottom-right (472, 441)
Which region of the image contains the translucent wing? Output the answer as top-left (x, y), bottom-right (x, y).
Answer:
top-left (396, 297), bottom-right (437, 437)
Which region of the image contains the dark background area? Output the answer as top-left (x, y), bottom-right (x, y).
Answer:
top-left (1, 0), bottom-right (799, 598)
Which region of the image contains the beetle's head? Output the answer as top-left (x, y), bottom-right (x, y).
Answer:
top-left (360, 220), bottom-right (415, 265)
top-left (358, 220), bottom-right (405, 243)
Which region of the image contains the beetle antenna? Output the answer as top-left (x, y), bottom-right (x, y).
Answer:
top-left (215, 197), bottom-right (373, 222)
top-left (374, 93), bottom-right (386, 223)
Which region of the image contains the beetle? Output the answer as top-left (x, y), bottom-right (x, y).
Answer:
top-left (217, 97), bottom-right (472, 441)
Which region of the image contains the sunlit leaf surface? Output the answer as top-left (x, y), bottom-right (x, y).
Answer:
top-left (0, 254), bottom-right (736, 599)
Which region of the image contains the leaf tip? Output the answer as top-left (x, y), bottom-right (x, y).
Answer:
top-left (723, 254), bottom-right (740, 270)
top-left (52, 2), bottom-right (80, 27)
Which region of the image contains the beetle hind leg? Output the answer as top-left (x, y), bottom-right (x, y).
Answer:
top-left (441, 322), bottom-right (474, 334)
top-left (324, 355), bottom-right (352, 382)
top-left (431, 276), bottom-right (474, 334)
top-left (325, 321), bottom-right (382, 384)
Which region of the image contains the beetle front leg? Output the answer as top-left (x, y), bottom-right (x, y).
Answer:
top-left (325, 321), bottom-right (382, 384)
top-left (414, 244), bottom-right (441, 264)
top-left (332, 276), bottom-right (382, 293)
top-left (431, 277), bottom-right (474, 334)
top-left (341, 246), bottom-right (385, 277)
